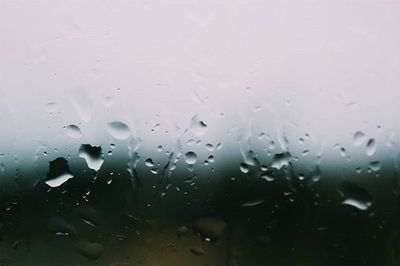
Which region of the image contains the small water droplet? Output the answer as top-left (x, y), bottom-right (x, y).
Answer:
top-left (260, 173), bottom-right (274, 182)
top-left (145, 158), bottom-right (154, 167)
top-left (240, 163), bottom-right (249, 173)
top-left (258, 132), bottom-right (266, 139)
top-left (271, 152), bottom-right (291, 169)
top-left (368, 161), bottom-right (381, 172)
top-left (311, 166), bottom-right (322, 183)
top-left (353, 131), bottom-right (366, 146)
top-left (64, 125), bottom-right (82, 139)
top-left (208, 155), bottom-right (215, 163)
top-left (190, 115), bottom-right (208, 136)
top-left (107, 121), bottom-right (131, 140)
top-left (186, 139), bottom-right (196, 146)
top-left (241, 200), bottom-right (264, 207)
top-left (340, 147), bottom-right (346, 157)
top-left (79, 144), bottom-right (104, 171)
top-left (268, 141), bottom-right (275, 150)
top-left (366, 138), bottom-right (376, 156)
top-left (184, 152), bottom-right (197, 165)
top-left (205, 143), bottom-right (214, 151)
top-left (156, 145), bottom-right (163, 152)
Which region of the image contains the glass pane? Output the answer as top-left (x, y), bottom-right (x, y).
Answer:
top-left (0, 1), bottom-right (399, 265)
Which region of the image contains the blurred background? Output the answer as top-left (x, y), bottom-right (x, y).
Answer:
top-left (0, 0), bottom-right (400, 265)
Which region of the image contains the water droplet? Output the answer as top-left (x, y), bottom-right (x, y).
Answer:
top-left (184, 152), bottom-right (197, 165)
top-left (310, 166), bottom-right (322, 183)
top-left (157, 145), bottom-right (163, 152)
top-left (240, 163), bottom-right (249, 173)
top-left (79, 144), bottom-right (104, 171)
top-left (298, 173), bottom-right (305, 180)
top-left (338, 181), bottom-right (373, 211)
top-left (258, 132), bottom-right (266, 140)
top-left (366, 138), bottom-right (376, 156)
top-left (340, 147), bottom-right (346, 157)
top-left (241, 200), bottom-right (264, 207)
top-left (260, 173), bottom-right (274, 182)
top-left (186, 139), bottom-right (196, 145)
top-left (208, 155), bottom-right (215, 163)
top-left (268, 141), bottom-right (275, 150)
top-left (145, 158), bottom-right (154, 167)
top-left (44, 158), bottom-right (74, 187)
top-left (271, 152), bottom-right (291, 169)
top-left (190, 115), bottom-right (208, 136)
top-left (368, 161), bottom-right (381, 172)
top-left (107, 121), bottom-right (131, 140)
top-left (302, 150), bottom-right (309, 156)
top-left (64, 125), bottom-right (82, 139)
top-left (205, 143), bottom-right (214, 151)
top-left (353, 131), bottom-right (366, 146)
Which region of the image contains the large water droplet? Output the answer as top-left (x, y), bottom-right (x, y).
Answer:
top-left (107, 121), bottom-right (131, 140)
top-left (353, 131), bottom-right (366, 146)
top-left (190, 115), bottom-right (208, 136)
top-left (366, 138), bottom-right (376, 156)
top-left (79, 144), bottom-right (104, 171)
top-left (44, 158), bottom-right (74, 187)
top-left (184, 151), bottom-right (197, 165)
top-left (271, 152), bottom-right (291, 169)
top-left (338, 181), bottom-right (373, 211)
top-left (64, 125), bottom-right (82, 139)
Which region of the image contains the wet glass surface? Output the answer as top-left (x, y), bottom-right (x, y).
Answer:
top-left (1, 1), bottom-right (400, 265)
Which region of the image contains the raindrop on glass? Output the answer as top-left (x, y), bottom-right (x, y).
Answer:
top-left (366, 138), bottom-right (376, 156)
top-left (368, 161), bottom-right (381, 172)
top-left (145, 158), bottom-right (155, 167)
top-left (64, 125), bottom-right (82, 139)
top-left (338, 181), bottom-right (373, 211)
top-left (184, 151), bottom-right (197, 165)
top-left (44, 158), bottom-right (74, 187)
top-left (271, 152), bottom-right (291, 170)
top-left (240, 163), bottom-right (249, 173)
top-left (79, 144), bottom-right (104, 171)
top-left (190, 115), bottom-right (208, 136)
top-left (353, 131), bottom-right (366, 146)
top-left (106, 121), bottom-right (131, 140)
